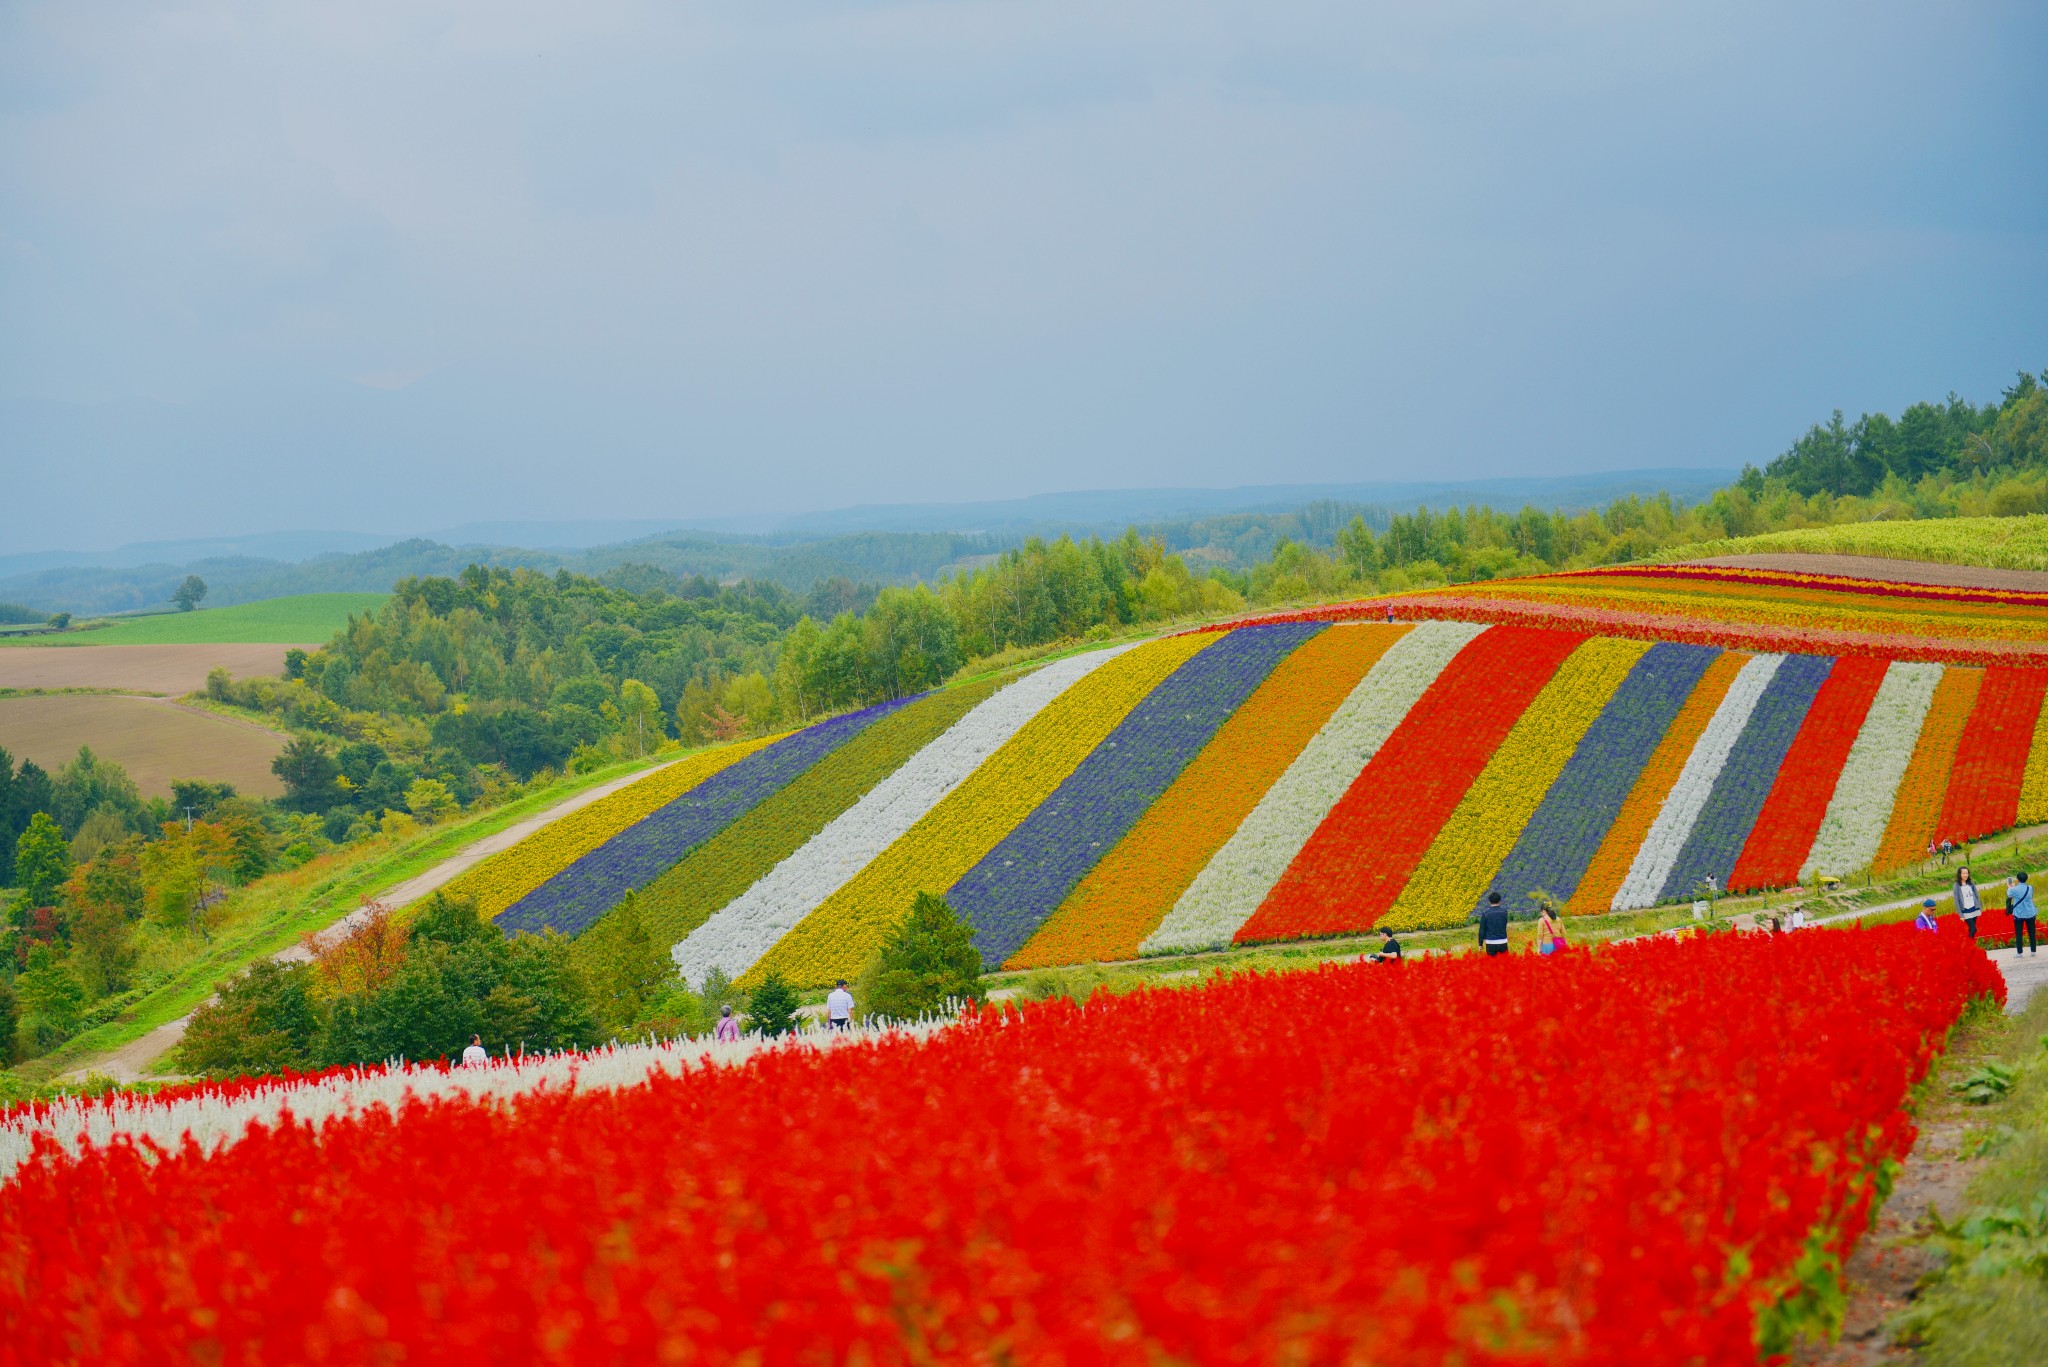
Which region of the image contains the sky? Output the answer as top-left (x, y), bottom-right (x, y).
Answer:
top-left (2, 0), bottom-right (2044, 552)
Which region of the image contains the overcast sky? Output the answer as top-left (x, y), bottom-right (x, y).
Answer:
top-left (3, 0), bottom-right (2044, 551)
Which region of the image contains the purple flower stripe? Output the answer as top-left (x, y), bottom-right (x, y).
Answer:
top-left (1487, 642), bottom-right (1721, 918)
top-left (497, 697), bottom-right (913, 937)
top-left (948, 623), bottom-right (1326, 965)
top-left (1658, 653), bottom-right (1835, 902)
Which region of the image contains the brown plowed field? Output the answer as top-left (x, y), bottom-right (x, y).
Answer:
top-left (0, 695), bottom-right (288, 798)
top-left (1686, 553), bottom-right (2048, 593)
top-left (0, 643), bottom-right (299, 695)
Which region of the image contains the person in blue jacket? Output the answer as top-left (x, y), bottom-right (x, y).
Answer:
top-left (1477, 891), bottom-right (1511, 957)
top-left (2008, 872), bottom-right (2038, 956)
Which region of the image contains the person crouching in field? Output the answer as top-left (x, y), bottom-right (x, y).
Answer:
top-left (1478, 892), bottom-right (1510, 957)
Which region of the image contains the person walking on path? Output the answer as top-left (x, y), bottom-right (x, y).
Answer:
top-left (2008, 872), bottom-right (2039, 956)
top-left (461, 1034), bottom-right (489, 1068)
top-left (1954, 867), bottom-right (1983, 939)
top-left (715, 1004), bottom-right (741, 1042)
top-left (1478, 892), bottom-right (1511, 958)
top-left (826, 979), bottom-right (855, 1031)
top-left (1536, 904), bottom-right (1566, 956)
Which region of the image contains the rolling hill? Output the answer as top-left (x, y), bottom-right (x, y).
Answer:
top-left (444, 564), bottom-right (2048, 987)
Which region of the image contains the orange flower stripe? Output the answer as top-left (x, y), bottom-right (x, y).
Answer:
top-left (1006, 624), bottom-right (1405, 969)
top-left (1936, 667), bottom-right (2048, 844)
top-left (1567, 650), bottom-right (1748, 914)
top-left (1872, 668), bottom-right (1983, 875)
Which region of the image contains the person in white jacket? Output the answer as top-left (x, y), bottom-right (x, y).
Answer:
top-left (826, 980), bottom-right (855, 1031)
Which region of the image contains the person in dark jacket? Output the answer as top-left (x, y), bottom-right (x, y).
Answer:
top-left (1478, 891), bottom-right (1511, 957)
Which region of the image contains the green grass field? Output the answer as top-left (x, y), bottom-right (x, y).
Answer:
top-left (1658, 514), bottom-right (2048, 572)
top-left (64, 593), bottom-right (388, 645)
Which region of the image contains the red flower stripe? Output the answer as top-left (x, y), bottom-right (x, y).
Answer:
top-left (1555, 563), bottom-right (2048, 611)
top-left (1727, 656), bottom-right (1891, 893)
top-left (1937, 667), bottom-right (2048, 843)
top-left (0, 930), bottom-right (2002, 1364)
top-left (1236, 625), bottom-right (1585, 941)
top-left (1226, 595), bottom-right (2048, 667)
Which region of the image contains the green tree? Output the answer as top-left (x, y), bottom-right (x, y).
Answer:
top-left (616, 678), bottom-right (665, 757)
top-left (52, 747), bottom-right (143, 837)
top-left (574, 893), bottom-right (673, 1033)
top-left (10, 812), bottom-right (71, 925)
top-left (171, 574), bottom-right (208, 611)
top-left (177, 960), bottom-right (322, 1077)
top-left (0, 978), bottom-right (17, 1066)
top-left (15, 943), bottom-right (86, 1052)
top-left (272, 735), bottom-right (344, 813)
top-left (856, 891), bottom-right (987, 1023)
top-left (403, 777), bottom-right (458, 824)
top-left (744, 969), bottom-right (800, 1038)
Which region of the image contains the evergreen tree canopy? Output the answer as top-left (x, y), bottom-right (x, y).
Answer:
top-left (857, 891), bottom-right (987, 1024)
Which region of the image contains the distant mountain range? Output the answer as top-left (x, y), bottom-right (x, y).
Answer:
top-left (1, 469), bottom-right (1735, 617)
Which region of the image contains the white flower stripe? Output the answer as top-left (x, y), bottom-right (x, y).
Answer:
top-left (1612, 652), bottom-right (1784, 910)
top-left (1800, 662), bottom-right (1943, 880)
top-left (671, 645), bottom-right (1135, 985)
top-left (1141, 621), bottom-right (1487, 954)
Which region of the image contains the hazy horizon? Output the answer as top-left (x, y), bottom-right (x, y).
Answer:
top-left (4, 1), bottom-right (2044, 553)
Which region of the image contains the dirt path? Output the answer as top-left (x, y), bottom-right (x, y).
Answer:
top-left (1685, 553), bottom-right (2048, 593)
top-left (63, 758), bottom-right (678, 1083)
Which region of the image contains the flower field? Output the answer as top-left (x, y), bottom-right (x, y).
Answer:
top-left (0, 927), bottom-right (2003, 1363)
top-left (432, 565), bottom-right (2048, 979)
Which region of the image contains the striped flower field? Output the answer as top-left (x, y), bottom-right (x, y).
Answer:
top-left (447, 565), bottom-right (2048, 985)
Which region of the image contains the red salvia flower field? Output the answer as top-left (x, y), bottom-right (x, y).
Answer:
top-left (0, 926), bottom-right (2000, 1366)
top-left (1728, 655), bottom-right (1890, 893)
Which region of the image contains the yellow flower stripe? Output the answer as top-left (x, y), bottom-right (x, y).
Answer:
top-left (1567, 650), bottom-right (1748, 915)
top-left (742, 632), bottom-right (1220, 987)
top-left (2019, 694), bottom-right (2048, 827)
top-left (437, 735), bottom-right (782, 918)
top-left (1380, 637), bottom-right (1650, 932)
top-left (1009, 624), bottom-right (1407, 970)
top-left (1873, 667), bottom-right (1982, 875)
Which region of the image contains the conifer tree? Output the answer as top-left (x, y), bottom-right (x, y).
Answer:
top-left (857, 891), bottom-right (986, 1024)
top-left (744, 969), bottom-right (800, 1038)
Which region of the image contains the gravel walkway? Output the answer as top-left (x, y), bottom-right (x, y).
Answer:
top-left (1684, 553), bottom-right (2048, 593)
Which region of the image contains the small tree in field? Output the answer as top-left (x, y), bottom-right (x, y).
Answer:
top-left (857, 891), bottom-right (986, 1024)
top-left (744, 969), bottom-right (800, 1038)
top-left (172, 575), bottom-right (208, 612)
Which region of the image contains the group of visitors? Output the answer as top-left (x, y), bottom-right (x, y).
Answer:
top-left (1908, 863), bottom-right (2038, 954)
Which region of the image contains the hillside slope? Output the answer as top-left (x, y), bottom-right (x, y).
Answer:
top-left (455, 564), bottom-right (2048, 986)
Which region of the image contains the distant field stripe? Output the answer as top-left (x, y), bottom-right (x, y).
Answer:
top-left (743, 632), bottom-right (1219, 987)
top-left (443, 737), bottom-right (780, 919)
top-left (498, 700), bottom-right (910, 936)
top-left (1656, 654), bottom-right (1834, 901)
top-left (1612, 653), bottom-right (1784, 910)
top-left (1938, 667), bottom-right (2048, 842)
top-left (948, 624), bottom-right (1323, 966)
top-left (1140, 622), bottom-right (1476, 955)
top-left (1567, 651), bottom-right (1746, 915)
top-left (2020, 686), bottom-right (2048, 827)
top-left (1726, 656), bottom-right (1890, 892)
top-left (671, 648), bottom-right (1127, 988)
top-left (1801, 663), bottom-right (1944, 880)
top-left (1237, 625), bottom-right (1586, 942)
top-left (1380, 636), bottom-right (1649, 932)
top-left (1873, 668), bottom-right (1983, 875)
top-left (1014, 624), bottom-right (1401, 970)
top-left (620, 675), bottom-right (1009, 954)
top-left (1486, 642), bottom-right (1720, 915)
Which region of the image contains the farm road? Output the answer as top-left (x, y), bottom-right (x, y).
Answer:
top-left (65, 757), bottom-right (681, 1083)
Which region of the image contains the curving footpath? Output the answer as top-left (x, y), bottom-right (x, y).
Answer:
top-left (62, 759), bottom-right (682, 1084)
